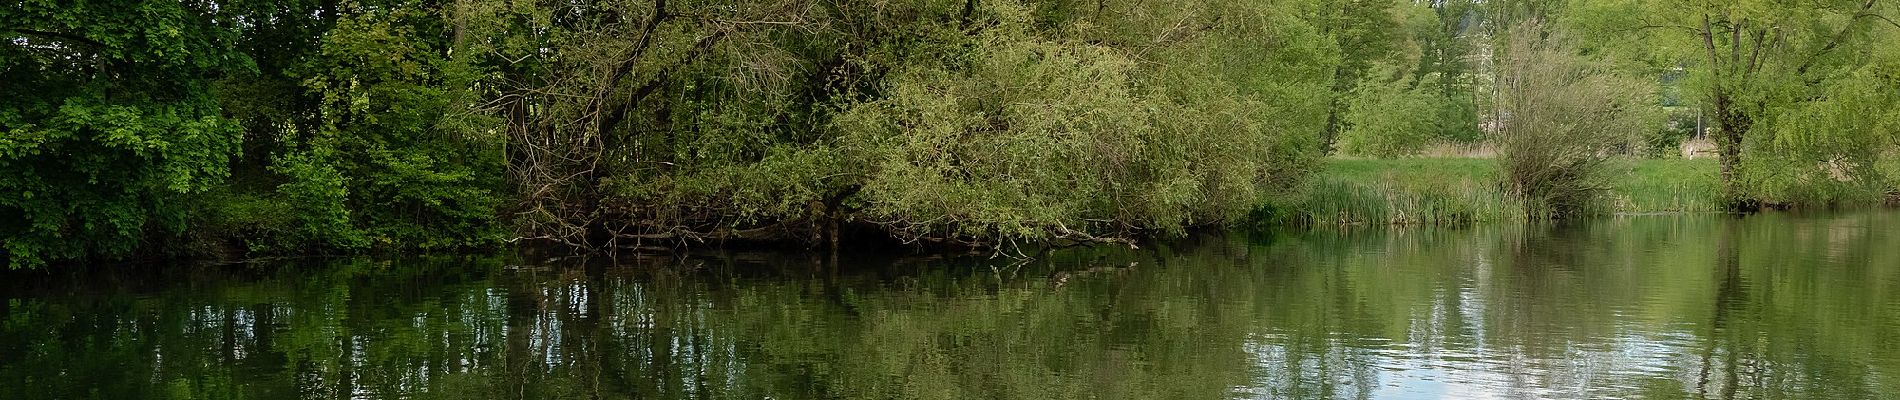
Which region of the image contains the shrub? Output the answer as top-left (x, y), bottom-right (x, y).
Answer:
top-left (1493, 21), bottom-right (1658, 219)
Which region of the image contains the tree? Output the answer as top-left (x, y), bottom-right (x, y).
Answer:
top-left (2, 0), bottom-right (249, 268)
top-left (503, 0), bottom-right (1337, 249)
top-left (274, 1), bottom-right (509, 250)
top-left (1746, 29), bottom-right (1900, 204)
top-left (1337, 63), bottom-right (1444, 157)
top-left (1575, 0), bottom-right (1900, 208)
top-left (832, 1), bottom-right (1333, 245)
top-left (1328, 0), bottom-right (1487, 158)
top-left (1311, 0), bottom-right (1405, 154)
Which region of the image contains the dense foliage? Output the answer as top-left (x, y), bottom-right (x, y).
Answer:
top-left (1, 0), bottom-right (1340, 267)
top-left (5, 0), bottom-right (1898, 267)
top-left (2, 0), bottom-right (248, 268)
top-left (504, 0), bottom-right (1338, 248)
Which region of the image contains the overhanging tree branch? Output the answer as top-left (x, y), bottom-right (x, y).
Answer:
top-left (6, 28), bottom-right (107, 48)
top-left (1796, 0), bottom-right (1881, 75)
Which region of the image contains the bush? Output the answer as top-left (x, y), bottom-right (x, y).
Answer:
top-left (1494, 21), bottom-right (1657, 219)
top-left (832, 5), bottom-right (1329, 242)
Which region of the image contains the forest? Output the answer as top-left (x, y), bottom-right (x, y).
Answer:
top-left (5, 0), bottom-right (1900, 269)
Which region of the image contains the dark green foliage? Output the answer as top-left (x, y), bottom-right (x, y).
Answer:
top-left (5, 0), bottom-right (508, 267)
top-left (272, 3), bottom-right (506, 250)
top-left (2, 0), bottom-right (249, 268)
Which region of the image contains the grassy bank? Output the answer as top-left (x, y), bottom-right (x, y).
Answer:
top-left (1609, 159), bottom-right (1722, 213)
top-left (1266, 158), bottom-right (1723, 226)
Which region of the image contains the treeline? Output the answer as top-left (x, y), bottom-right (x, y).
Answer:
top-left (1, 0), bottom-right (1350, 268)
top-left (5, 0), bottom-right (1900, 268)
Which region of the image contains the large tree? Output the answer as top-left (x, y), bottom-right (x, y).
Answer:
top-left (2, 0), bottom-right (251, 268)
top-left (1575, 0), bottom-right (1900, 207)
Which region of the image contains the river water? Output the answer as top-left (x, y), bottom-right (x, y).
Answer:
top-left (5, 212), bottom-right (1900, 399)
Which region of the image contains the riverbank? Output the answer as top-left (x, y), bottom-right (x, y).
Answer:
top-left (1265, 157), bottom-right (1724, 225)
top-left (16, 155), bottom-right (1883, 269)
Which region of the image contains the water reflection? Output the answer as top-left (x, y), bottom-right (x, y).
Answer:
top-left (6, 212), bottom-right (1900, 399)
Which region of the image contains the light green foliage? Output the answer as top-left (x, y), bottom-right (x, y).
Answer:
top-left (269, 148), bottom-right (365, 249)
top-left (1395, 0), bottom-right (1484, 144)
top-left (1310, 0), bottom-right (1404, 152)
top-left (1338, 64), bottom-right (1447, 157)
top-left (1274, 158), bottom-right (1724, 225)
top-left (835, 37), bottom-right (1156, 239)
top-left (1331, 1), bottom-right (1485, 158)
top-left (829, 1), bottom-right (1331, 242)
top-left (1565, 0), bottom-right (1900, 206)
top-left (1738, 29), bottom-right (1900, 206)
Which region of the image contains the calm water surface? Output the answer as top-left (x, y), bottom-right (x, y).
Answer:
top-left (7, 212), bottom-right (1900, 399)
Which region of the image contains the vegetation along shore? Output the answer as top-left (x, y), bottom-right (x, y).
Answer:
top-left (6, 0), bottom-right (1900, 269)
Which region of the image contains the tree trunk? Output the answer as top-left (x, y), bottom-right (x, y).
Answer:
top-left (1711, 91), bottom-right (1751, 211)
top-left (1320, 67), bottom-right (1352, 155)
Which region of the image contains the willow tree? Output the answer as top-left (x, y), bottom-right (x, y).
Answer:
top-left (829, 0), bottom-right (1335, 246)
top-left (1574, 0), bottom-right (1900, 207)
top-left (497, 0), bottom-right (855, 246)
top-left (504, 0), bottom-right (1337, 249)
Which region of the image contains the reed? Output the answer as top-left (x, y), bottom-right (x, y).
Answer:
top-left (1607, 158), bottom-right (1724, 213)
top-left (1270, 158), bottom-right (1516, 226)
top-left (1268, 158), bottom-right (1727, 227)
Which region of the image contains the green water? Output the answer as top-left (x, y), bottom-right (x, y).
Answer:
top-left (7, 212), bottom-right (1900, 399)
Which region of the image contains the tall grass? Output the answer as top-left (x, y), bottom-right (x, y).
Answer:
top-left (1268, 158), bottom-right (1726, 227)
top-left (1268, 158), bottom-right (1517, 226)
top-left (1607, 158), bottom-right (1722, 213)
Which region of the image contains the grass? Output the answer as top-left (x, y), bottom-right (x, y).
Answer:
top-left (1268, 157), bottom-right (1723, 226)
top-left (1607, 158), bottom-right (1722, 213)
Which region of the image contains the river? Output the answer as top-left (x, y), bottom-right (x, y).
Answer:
top-left (5, 212), bottom-right (1900, 399)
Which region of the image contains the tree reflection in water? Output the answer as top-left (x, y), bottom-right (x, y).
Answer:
top-left (6, 212), bottom-right (1900, 399)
